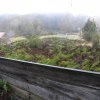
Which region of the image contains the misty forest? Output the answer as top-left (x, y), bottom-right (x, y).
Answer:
top-left (0, 14), bottom-right (100, 72)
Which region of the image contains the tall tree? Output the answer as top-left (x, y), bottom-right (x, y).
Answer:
top-left (82, 18), bottom-right (97, 41)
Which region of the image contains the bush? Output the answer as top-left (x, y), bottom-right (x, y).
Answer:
top-left (58, 60), bottom-right (79, 68)
top-left (82, 59), bottom-right (91, 70)
top-left (5, 49), bottom-right (33, 61)
top-left (90, 61), bottom-right (100, 71)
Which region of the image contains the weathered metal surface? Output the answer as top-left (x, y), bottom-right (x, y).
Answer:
top-left (0, 57), bottom-right (100, 100)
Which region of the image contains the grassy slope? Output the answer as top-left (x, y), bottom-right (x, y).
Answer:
top-left (0, 36), bottom-right (100, 72)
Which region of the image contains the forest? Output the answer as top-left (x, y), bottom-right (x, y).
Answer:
top-left (0, 13), bottom-right (88, 36)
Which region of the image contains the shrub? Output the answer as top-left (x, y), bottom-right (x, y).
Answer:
top-left (90, 61), bottom-right (100, 71)
top-left (82, 59), bottom-right (91, 70)
top-left (59, 60), bottom-right (79, 68)
top-left (5, 49), bottom-right (33, 61)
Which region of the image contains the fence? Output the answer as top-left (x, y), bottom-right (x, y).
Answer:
top-left (0, 57), bottom-right (100, 100)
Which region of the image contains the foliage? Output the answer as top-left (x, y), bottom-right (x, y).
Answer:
top-left (82, 19), bottom-right (97, 41)
top-left (0, 36), bottom-right (100, 72)
top-left (0, 80), bottom-right (14, 100)
top-left (11, 40), bottom-right (29, 49)
top-left (59, 61), bottom-right (79, 68)
top-left (91, 61), bottom-right (100, 71)
top-left (92, 34), bottom-right (100, 49)
top-left (0, 80), bottom-right (11, 100)
top-left (82, 59), bottom-right (91, 70)
top-left (0, 80), bottom-right (10, 94)
top-left (5, 49), bottom-right (33, 61)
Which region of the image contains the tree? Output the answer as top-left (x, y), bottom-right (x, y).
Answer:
top-left (82, 18), bottom-right (97, 41)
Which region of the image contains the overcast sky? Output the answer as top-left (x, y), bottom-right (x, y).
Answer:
top-left (0, 0), bottom-right (99, 16)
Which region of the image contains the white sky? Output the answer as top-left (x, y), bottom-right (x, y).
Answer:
top-left (0, 0), bottom-right (100, 16)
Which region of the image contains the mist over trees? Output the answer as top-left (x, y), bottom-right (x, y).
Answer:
top-left (82, 18), bottom-right (100, 49)
top-left (0, 14), bottom-right (88, 36)
top-left (82, 19), bottom-right (97, 41)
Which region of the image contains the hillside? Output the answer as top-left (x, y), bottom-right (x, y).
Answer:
top-left (0, 36), bottom-right (100, 72)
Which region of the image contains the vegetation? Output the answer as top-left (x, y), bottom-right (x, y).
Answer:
top-left (0, 14), bottom-right (87, 36)
top-left (82, 19), bottom-right (100, 49)
top-left (0, 80), bottom-right (12, 100)
top-left (0, 35), bottom-right (100, 72)
top-left (82, 18), bottom-right (97, 41)
top-left (0, 18), bottom-right (100, 72)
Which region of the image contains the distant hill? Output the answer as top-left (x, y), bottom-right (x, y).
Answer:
top-left (0, 14), bottom-right (88, 36)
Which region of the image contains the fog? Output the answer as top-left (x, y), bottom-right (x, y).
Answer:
top-left (0, 0), bottom-right (100, 36)
top-left (0, 0), bottom-right (100, 16)
top-left (0, 14), bottom-right (88, 36)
